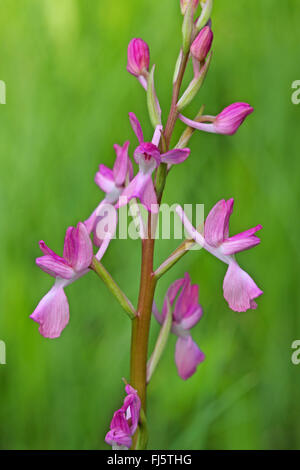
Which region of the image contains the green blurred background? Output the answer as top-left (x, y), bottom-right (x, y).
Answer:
top-left (0, 0), bottom-right (299, 450)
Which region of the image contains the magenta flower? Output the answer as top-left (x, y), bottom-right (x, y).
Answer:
top-left (153, 273), bottom-right (205, 380)
top-left (176, 199), bottom-right (263, 312)
top-left (105, 384), bottom-right (141, 450)
top-left (127, 38), bottom-right (150, 78)
top-left (117, 113), bottom-right (190, 212)
top-left (95, 142), bottom-right (133, 203)
top-left (179, 102), bottom-right (254, 135)
top-left (85, 141), bottom-right (133, 244)
top-left (30, 222), bottom-right (94, 338)
top-left (191, 26), bottom-right (213, 62)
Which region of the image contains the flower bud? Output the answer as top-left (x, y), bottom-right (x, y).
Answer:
top-left (180, 0), bottom-right (199, 15)
top-left (214, 103), bottom-right (254, 135)
top-left (190, 26), bottom-right (213, 62)
top-left (179, 102), bottom-right (254, 135)
top-left (127, 38), bottom-right (150, 77)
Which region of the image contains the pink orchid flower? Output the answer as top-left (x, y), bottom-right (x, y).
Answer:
top-left (179, 102), bottom-right (254, 135)
top-left (176, 199), bottom-right (263, 312)
top-left (153, 273), bottom-right (205, 380)
top-left (105, 384), bottom-right (141, 450)
top-left (30, 222), bottom-right (108, 339)
top-left (117, 113), bottom-right (190, 212)
top-left (85, 141), bottom-right (133, 245)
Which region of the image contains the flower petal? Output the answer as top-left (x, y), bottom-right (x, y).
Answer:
top-left (175, 336), bottom-right (205, 380)
top-left (179, 305), bottom-right (203, 330)
top-left (36, 256), bottom-right (74, 279)
top-left (162, 277), bottom-right (186, 318)
top-left (93, 206), bottom-right (118, 248)
top-left (105, 410), bottom-right (132, 448)
top-left (222, 224), bottom-right (262, 255)
top-left (117, 170), bottom-right (158, 212)
top-left (117, 172), bottom-right (150, 208)
top-left (123, 385), bottom-right (141, 435)
top-left (172, 273), bottom-right (203, 330)
top-left (105, 429), bottom-right (131, 449)
top-left (152, 125), bottom-right (163, 147)
top-left (95, 165), bottom-right (115, 194)
top-left (134, 142), bottom-right (161, 168)
top-left (63, 223), bottom-right (93, 272)
top-left (113, 141), bottom-right (130, 187)
top-left (161, 148), bottom-right (190, 165)
top-left (129, 112), bottom-right (144, 143)
top-left (39, 241), bottom-right (65, 262)
top-left (140, 178), bottom-right (158, 213)
top-left (223, 262), bottom-right (263, 312)
top-left (30, 284), bottom-right (70, 339)
top-left (204, 199), bottom-right (234, 247)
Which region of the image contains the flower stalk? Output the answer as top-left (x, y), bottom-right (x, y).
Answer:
top-left (91, 257), bottom-right (136, 320)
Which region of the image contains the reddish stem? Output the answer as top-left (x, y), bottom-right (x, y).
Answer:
top-left (129, 52), bottom-right (189, 449)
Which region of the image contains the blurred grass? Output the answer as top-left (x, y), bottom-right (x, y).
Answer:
top-left (0, 0), bottom-right (300, 449)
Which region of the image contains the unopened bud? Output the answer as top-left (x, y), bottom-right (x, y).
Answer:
top-left (190, 26), bottom-right (213, 62)
top-left (127, 38), bottom-right (150, 77)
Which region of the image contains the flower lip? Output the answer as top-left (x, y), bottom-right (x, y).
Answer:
top-left (30, 283), bottom-right (70, 339)
top-left (134, 142), bottom-right (161, 167)
top-left (223, 262), bottom-right (263, 312)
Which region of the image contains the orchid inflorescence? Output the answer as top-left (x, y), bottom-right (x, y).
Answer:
top-left (31, 0), bottom-right (262, 450)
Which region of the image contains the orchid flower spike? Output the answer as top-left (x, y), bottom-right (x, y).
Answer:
top-left (105, 384), bottom-right (141, 450)
top-left (176, 199), bottom-right (263, 312)
top-left (117, 113), bottom-right (190, 213)
top-left (153, 273), bottom-right (205, 380)
top-left (30, 222), bottom-right (95, 339)
top-left (85, 141), bottom-right (133, 244)
top-left (179, 102), bottom-right (254, 136)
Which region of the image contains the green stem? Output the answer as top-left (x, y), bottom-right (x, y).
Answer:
top-left (91, 257), bottom-right (136, 320)
top-left (154, 238), bottom-right (195, 280)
